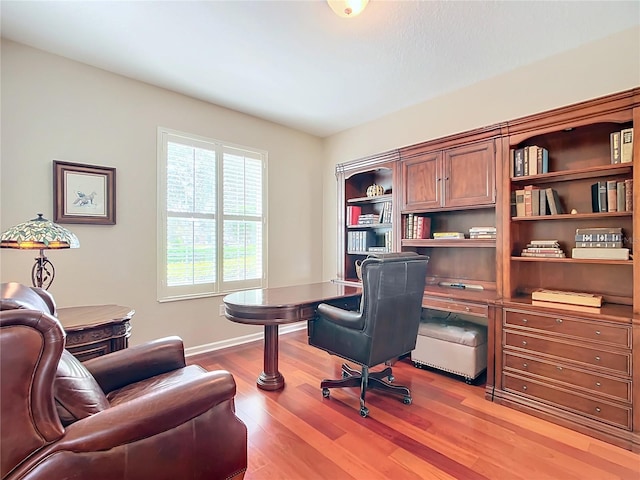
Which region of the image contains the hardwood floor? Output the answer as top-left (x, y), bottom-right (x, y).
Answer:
top-left (188, 329), bottom-right (639, 480)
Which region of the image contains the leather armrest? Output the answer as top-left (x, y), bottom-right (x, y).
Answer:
top-left (317, 303), bottom-right (364, 330)
top-left (83, 336), bottom-right (186, 393)
top-left (53, 370), bottom-right (238, 452)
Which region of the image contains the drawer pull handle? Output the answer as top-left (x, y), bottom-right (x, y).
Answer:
top-left (595, 356), bottom-right (601, 362)
top-left (522, 318), bottom-right (528, 323)
top-left (556, 366), bottom-right (563, 372)
top-left (465, 307), bottom-right (470, 312)
top-left (522, 341), bottom-right (527, 346)
top-left (595, 330), bottom-right (601, 335)
top-left (596, 382), bottom-right (601, 387)
top-left (595, 407), bottom-right (601, 413)
top-left (555, 318), bottom-right (563, 324)
top-left (522, 385), bottom-right (527, 391)
top-left (522, 363), bottom-right (528, 368)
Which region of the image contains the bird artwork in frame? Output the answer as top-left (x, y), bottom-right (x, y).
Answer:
top-left (53, 160), bottom-right (116, 225)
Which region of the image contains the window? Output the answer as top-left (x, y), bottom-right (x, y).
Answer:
top-left (157, 128), bottom-right (267, 301)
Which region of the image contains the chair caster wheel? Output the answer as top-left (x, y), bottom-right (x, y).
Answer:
top-left (360, 406), bottom-right (369, 418)
top-left (388, 375), bottom-right (394, 382)
top-left (403, 396), bottom-right (412, 405)
top-left (322, 388), bottom-right (330, 398)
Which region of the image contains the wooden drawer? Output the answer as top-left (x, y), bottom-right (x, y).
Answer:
top-left (504, 331), bottom-right (631, 375)
top-left (503, 373), bottom-right (631, 430)
top-left (504, 352), bottom-right (631, 403)
top-left (423, 297), bottom-right (488, 318)
top-left (504, 309), bottom-right (630, 348)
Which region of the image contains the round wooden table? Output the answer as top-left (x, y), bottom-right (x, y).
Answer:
top-left (223, 282), bottom-right (361, 391)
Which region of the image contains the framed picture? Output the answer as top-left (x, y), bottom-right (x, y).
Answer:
top-left (53, 161), bottom-right (116, 225)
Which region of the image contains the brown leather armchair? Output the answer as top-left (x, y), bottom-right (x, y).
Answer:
top-left (1, 282), bottom-right (247, 480)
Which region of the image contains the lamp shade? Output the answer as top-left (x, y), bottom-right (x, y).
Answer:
top-left (0, 214), bottom-right (80, 250)
top-left (327, 0), bottom-right (369, 18)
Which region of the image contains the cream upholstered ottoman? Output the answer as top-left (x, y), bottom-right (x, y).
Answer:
top-left (412, 314), bottom-right (488, 383)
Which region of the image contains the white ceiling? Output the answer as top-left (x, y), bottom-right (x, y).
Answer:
top-left (2, 1), bottom-right (639, 137)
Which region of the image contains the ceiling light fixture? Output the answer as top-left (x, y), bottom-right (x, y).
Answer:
top-left (327, 0), bottom-right (369, 18)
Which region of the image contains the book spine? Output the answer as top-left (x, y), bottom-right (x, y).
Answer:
top-left (515, 189), bottom-right (525, 217)
top-left (606, 180), bottom-right (617, 212)
top-left (591, 181), bottom-right (607, 212)
top-left (610, 131), bottom-right (621, 164)
top-left (575, 227), bottom-right (622, 235)
top-left (523, 147), bottom-right (529, 176)
top-left (617, 181), bottom-right (626, 212)
top-left (620, 127), bottom-right (633, 163)
top-left (537, 147), bottom-right (549, 173)
top-left (625, 179), bottom-right (633, 211)
top-left (575, 233), bottom-right (623, 242)
top-left (528, 146), bottom-right (538, 175)
top-left (576, 241), bottom-right (623, 248)
top-left (514, 149), bottom-right (524, 177)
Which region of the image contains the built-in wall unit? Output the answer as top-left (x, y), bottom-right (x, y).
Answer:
top-left (335, 88), bottom-right (639, 451)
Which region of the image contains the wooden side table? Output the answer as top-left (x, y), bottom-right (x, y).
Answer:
top-left (56, 304), bottom-right (135, 362)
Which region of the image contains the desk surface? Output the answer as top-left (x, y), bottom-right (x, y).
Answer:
top-left (224, 282), bottom-right (361, 326)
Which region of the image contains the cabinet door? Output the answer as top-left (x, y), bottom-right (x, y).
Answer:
top-left (444, 140), bottom-right (495, 208)
top-left (401, 152), bottom-right (441, 210)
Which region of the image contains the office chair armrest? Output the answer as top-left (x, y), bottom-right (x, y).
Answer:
top-left (317, 303), bottom-right (364, 330)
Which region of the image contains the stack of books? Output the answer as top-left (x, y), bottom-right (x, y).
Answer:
top-left (531, 288), bottom-right (603, 313)
top-left (432, 232), bottom-right (465, 239)
top-left (357, 213), bottom-right (379, 225)
top-left (572, 227), bottom-right (629, 260)
top-left (469, 226), bottom-right (496, 239)
top-left (521, 240), bottom-right (565, 258)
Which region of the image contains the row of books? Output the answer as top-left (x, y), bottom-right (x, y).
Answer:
top-left (511, 145), bottom-right (549, 177)
top-left (610, 127), bottom-right (634, 164)
top-left (521, 240), bottom-right (566, 258)
top-left (514, 186), bottom-right (563, 217)
top-left (572, 227), bottom-right (629, 260)
top-left (347, 230), bottom-right (392, 253)
top-left (346, 201), bottom-right (392, 226)
top-left (403, 213), bottom-right (430, 239)
top-left (591, 179), bottom-right (633, 213)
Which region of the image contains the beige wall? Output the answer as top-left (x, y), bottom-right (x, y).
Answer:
top-left (321, 26), bottom-right (640, 281)
top-left (0, 40), bottom-right (324, 352)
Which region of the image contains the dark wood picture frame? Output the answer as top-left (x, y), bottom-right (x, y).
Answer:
top-left (53, 161), bottom-right (116, 225)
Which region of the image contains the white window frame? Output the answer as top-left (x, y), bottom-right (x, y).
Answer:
top-left (157, 127), bottom-right (268, 302)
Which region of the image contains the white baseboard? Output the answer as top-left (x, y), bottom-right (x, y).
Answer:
top-left (184, 321), bottom-right (307, 358)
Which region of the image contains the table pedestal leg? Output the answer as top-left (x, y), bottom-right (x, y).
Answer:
top-left (257, 324), bottom-right (285, 390)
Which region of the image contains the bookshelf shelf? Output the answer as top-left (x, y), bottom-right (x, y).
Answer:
top-left (403, 239), bottom-right (496, 248)
top-left (511, 211), bottom-right (632, 221)
top-left (347, 223), bottom-right (392, 229)
top-left (511, 162), bottom-right (632, 184)
top-left (511, 256), bottom-right (632, 265)
top-left (347, 194), bottom-right (392, 205)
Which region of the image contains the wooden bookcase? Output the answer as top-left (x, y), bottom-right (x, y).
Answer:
top-left (334, 87), bottom-right (639, 450)
top-left (335, 150), bottom-right (399, 283)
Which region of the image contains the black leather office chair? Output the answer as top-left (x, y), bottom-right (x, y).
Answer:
top-left (308, 253), bottom-right (429, 417)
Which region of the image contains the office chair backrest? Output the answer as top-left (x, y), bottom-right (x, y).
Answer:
top-left (360, 253), bottom-right (428, 366)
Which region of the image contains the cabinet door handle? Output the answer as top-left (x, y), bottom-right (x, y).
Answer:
top-left (465, 307), bottom-right (470, 312)
top-left (522, 385), bottom-right (527, 391)
top-left (522, 363), bottom-right (528, 368)
top-left (595, 407), bottom-right (601, 413)
top-left (556, 366), bottom-right (563, 372)
top-left (595, 330), bottom-right (601, 336)
top-left (522, 318), bottom-right (528, 324)
top-left (555, 318), bottom-right (563, 324)
top-left (595, 382), bottom-right (601, 387)
top-left (522, 340), bottom-right (527, 346)
top-left (595, 356), bottom-right (601, 362)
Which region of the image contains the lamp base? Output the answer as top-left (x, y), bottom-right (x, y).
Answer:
top-left (32, 251), bottom-right (55, 289)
